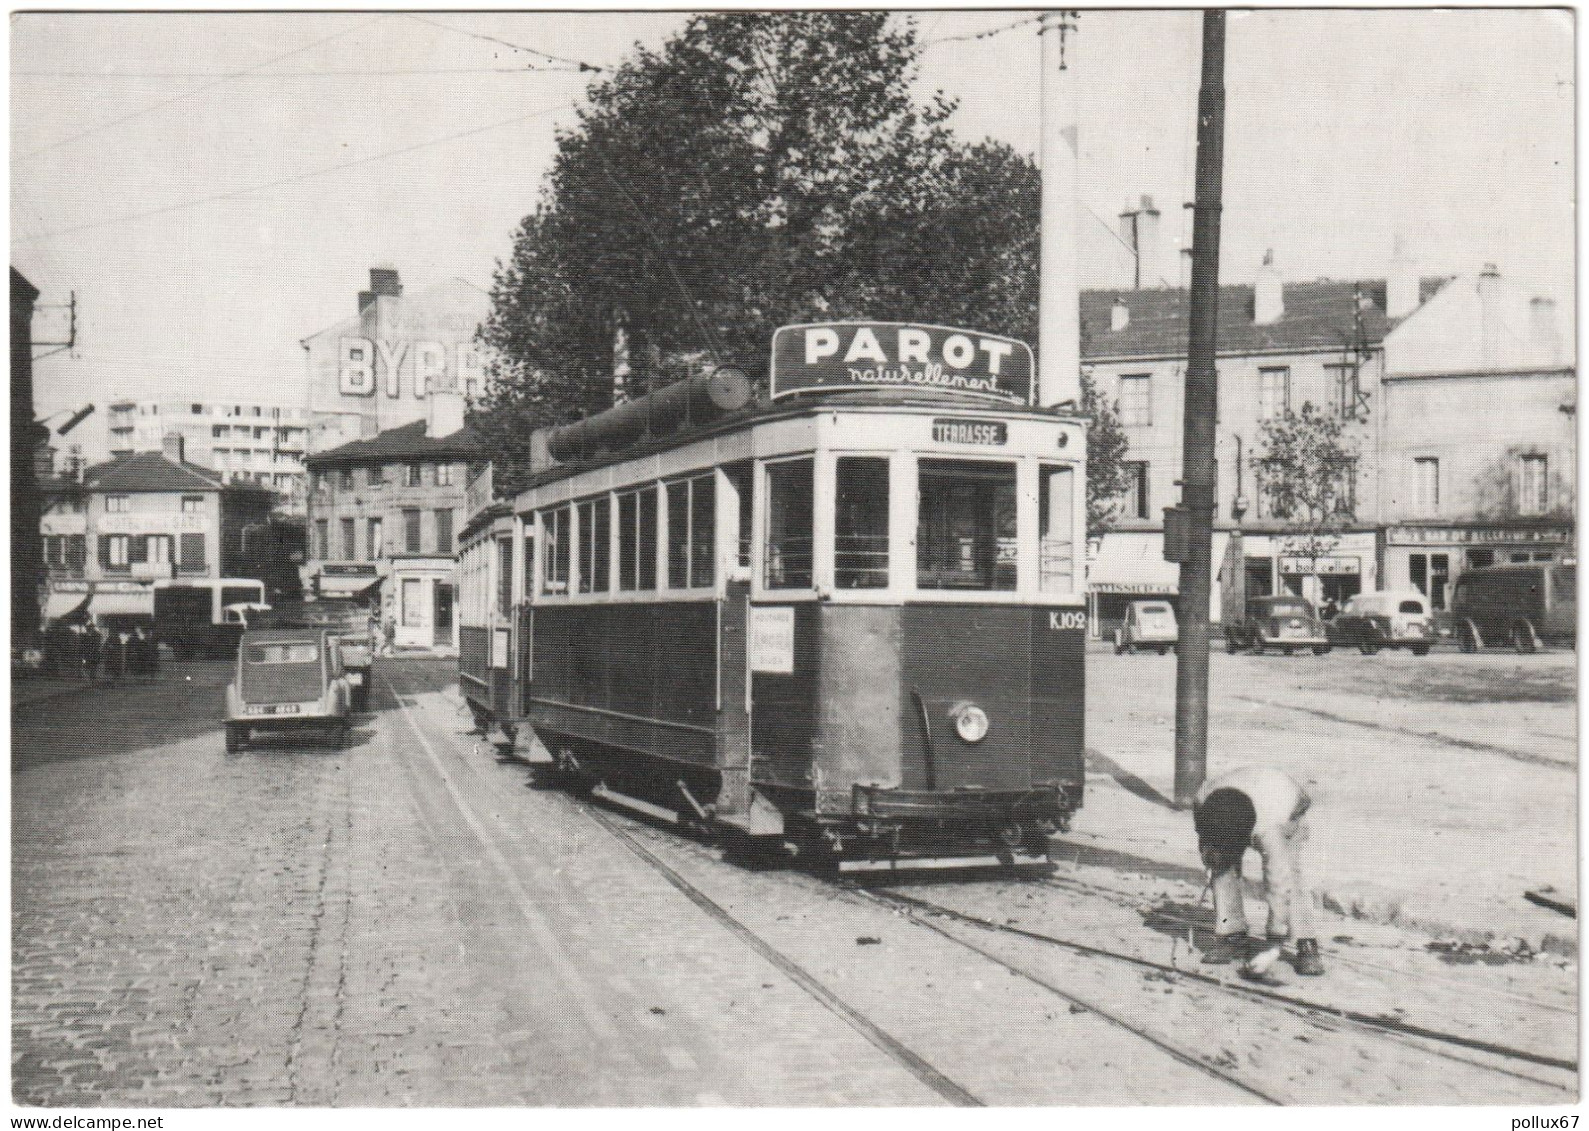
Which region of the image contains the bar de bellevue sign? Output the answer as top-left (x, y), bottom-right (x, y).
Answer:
top-left (771, 322), bottom-right (1034, 404)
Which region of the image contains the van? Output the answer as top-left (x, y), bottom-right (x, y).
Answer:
top-left (1450, 562), bottom-right (1576, 653)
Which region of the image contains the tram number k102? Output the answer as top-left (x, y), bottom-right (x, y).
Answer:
top-left (1049, 611), bottom-right (1087, 631)
top-left (932, 418), bottom-right (1007, 446)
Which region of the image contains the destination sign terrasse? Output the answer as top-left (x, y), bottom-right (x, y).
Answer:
top-left (771, 322), bottom-right (1034, 404)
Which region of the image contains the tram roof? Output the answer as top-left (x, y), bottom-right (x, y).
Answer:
top-left (510, 387), bottom-right (1083, 500)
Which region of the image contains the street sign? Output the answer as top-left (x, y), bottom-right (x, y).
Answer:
top-left (770, 322), bottom-right (1034, 404)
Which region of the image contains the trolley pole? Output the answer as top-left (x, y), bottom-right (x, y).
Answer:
top-left (1037, 10), bottom-right (1081, 408)
top-left (1173, 10), bottom-right (1227, 807)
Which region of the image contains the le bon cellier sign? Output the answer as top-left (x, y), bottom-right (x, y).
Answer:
top-left (771, 322), bottom-right (1034, 404)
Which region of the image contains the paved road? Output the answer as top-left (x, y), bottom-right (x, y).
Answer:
top-left (14, 659), bottom-right (1263, 1107)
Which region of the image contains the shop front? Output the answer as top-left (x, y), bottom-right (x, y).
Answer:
top-left (1087, 531), bottom-right (1229, 638)
top-left (389, 554), bottom-right (457, 652)
top-left (1383, 524), bottom-right (1574, 613)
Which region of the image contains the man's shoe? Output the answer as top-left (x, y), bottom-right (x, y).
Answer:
top-left (1293, 938), bottom-right (1325, 976)
top-left (1200, 934), bottom-right (1250, 965)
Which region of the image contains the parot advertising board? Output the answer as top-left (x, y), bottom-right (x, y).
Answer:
top-left (770, 322), bottom-right (1034, 404)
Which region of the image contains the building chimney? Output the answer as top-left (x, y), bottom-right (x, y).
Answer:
top-left (359, 266), bottom-right (403, 315)
top-left (1254, 249), bottom-right (1284, 325)
top-left (1110, 296), bottom-right (1130, 332)
top-left (1118, 195), bottom-right (1163, 289)
top-left (1386, 234), bottom-right (1420, 318)
top-left (162, 431), bottom-right (186, 464)
top-left (1477, 263), bottom-right (1502, 368)
top-left (1529, 295), bottom-right (1562, 365)
top-left (427, 389), bottom-right (465, 439)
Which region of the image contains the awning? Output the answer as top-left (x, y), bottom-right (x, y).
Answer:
top-left (43, 590), bottom-right (153, 623)
top-left (1087, 532), bottom-right (1230, 595)
top-left (318, 574), bottom-right (384, 598)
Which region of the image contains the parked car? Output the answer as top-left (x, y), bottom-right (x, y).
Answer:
top-left (259, 599), bottom-right (376, 710)
top-left (1327, 589), bottom-right (1435, 655)
top-left (1451, 562), bottom-right (1576, 653)
top-left (1114, 599), bottom-right (1178, 655)
top-left (1225, 595), bottom-right (1332, 655)
top-left (225, 627), bottom-right (352, 751)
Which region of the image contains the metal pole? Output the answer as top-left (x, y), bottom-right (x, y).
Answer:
top-left (1037, 10), bottom-right (1081, 408)
top-left (1173, 10), bottom-right (1227, 807)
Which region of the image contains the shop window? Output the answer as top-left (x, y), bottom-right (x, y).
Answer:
top-left (542, 507), bottom-right (570, 595)
top-left (917, 459), bottom-right (1017, 591)
top-left (1039, 464), bottom-right (1077, 593)
top-left (666, 476), bottom-right (716, 589)
top-left (834, 457), bottom-right (888, 589)
top-left (618, 487), bottom-right (658, 591)
top-left (1467, 548), bottom-right (1495, 570)
top-left (765, 460), bottom-right (814, 589)
top-left (1118, 374), bottom-right (1152, 427)
top-left (1409, 552), bottom-right (1451, 611)
top-left (577, 496), bottom-right (611, 594)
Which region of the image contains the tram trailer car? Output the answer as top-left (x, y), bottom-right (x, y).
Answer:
top-left (461, 322), bottom-right (1088, 862)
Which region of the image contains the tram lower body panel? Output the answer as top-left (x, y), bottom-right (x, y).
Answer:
top-left (519, 597), bottom-right (1084, 857)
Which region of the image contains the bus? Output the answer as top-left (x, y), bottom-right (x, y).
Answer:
top-left (152, 577), bottom-right (268, 658)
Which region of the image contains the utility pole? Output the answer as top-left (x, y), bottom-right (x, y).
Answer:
top-left (1173, 10), bottom-right (1227, 807)
top-left (1037, 10), bottom-right (1081, 408)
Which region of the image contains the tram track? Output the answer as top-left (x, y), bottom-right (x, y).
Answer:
top-left (852, 883), bottom-right (1578, 1095)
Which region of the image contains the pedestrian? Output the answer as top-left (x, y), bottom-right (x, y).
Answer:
top-left (1192, 765), bottom-right (1324, 977)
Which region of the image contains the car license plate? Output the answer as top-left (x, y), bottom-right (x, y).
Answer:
top-left (247, 703), bottom-right (300, 715)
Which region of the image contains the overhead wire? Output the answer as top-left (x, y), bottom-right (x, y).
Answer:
top-left (16, 12), bottom-right (391, 161)
top-left (14, 101), bottom-right (580, 246)
top-left (15, 65), bottom-right (587, 78)
top-left (402, 13), bottom-right (604, 73)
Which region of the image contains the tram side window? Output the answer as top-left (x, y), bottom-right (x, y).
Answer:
top-left (723, 462), bottom-right (754, 570)
top-left (765, 459), bottom-right (814, 589)
top-left (496, 537), bottom-right (513, 614)
top-left (542, 507), bottom-right (570, 595)
top-left (666, 475), bottom-right (716, 589)
top-left (1038, 464), bottom-right (1078, 594)
top-left (835, 457), bottom-right (889, 589)
top-left (577, 497), bottom-right (611, 594)
top-left (618, 487), bottom-right (658, 591)
top-left (917, 459), bottom-right (1017, 591)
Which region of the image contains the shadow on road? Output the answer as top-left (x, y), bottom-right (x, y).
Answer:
top-left (1085, 747), bottom-right (1177, 810)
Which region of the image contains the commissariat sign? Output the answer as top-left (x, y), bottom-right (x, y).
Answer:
top-left (771, 322), bottom-right (1034, 404)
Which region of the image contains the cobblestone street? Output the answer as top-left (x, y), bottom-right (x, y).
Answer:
top-left (12, 660), bottom-right (1253, 1107)
top-left (12, 656), bottom-right (1577, 1108)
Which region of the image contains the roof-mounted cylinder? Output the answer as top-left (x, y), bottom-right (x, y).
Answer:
top-left (546, 368), bottom-right (752, 462)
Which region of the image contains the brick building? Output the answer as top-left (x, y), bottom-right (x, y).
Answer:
top-left (302, 392), bottom-right (483, 652)
top-left (38, 434), bottom-right (282, 624)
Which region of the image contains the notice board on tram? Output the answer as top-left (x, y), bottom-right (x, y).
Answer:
top-left (749, 606), bottom-right (796, 674)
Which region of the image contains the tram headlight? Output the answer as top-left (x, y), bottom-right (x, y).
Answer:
top-left (949, 701), bottom-right (990, 744)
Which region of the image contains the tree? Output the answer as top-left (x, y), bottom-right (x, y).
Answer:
top-left (1251, 401), bottom-right (1361, 582)
top-left (475, 11), bottom-right (1120, 511)
top-left (1081, 373), bottom-right (1131, 536)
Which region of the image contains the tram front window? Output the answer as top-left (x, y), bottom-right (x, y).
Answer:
top-left (917, 459), bottom-right (1017, 591)
top-left (835, 457), bottom-right (889, 589)
top-left (765, 459), bottom-right (814, 589)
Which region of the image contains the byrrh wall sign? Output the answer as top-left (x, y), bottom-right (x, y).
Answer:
top-left (771, 322), bottom-right (1034, 404)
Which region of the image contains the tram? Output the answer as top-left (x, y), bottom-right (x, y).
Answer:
top-left (459, 321), bottom-right (1088, 863)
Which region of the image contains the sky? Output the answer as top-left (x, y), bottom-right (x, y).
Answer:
top-left (11, 9), bottom-right (1576, 459)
